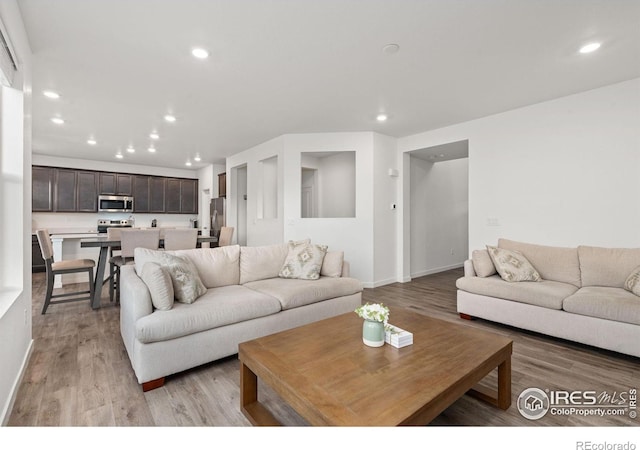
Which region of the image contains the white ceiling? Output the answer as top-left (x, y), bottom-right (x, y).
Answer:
top-left (17, 0), bottom-right (640, 170)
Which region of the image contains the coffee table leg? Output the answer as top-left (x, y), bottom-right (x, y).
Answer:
top-left (497, 357), bottom-right (511, 410)
top-left (240, 361), bottom-right (281, 426)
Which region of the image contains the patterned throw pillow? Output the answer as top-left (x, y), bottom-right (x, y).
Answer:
top-left (134, 248), bottom-right (206, 303)
top-left (486, 245), bottom-right (541, 282)
top-left (624, 266), bottom-right (640, 296)
top-left (279, 241), bottom-right (328, 280)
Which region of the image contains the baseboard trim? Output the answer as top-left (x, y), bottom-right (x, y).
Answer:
top-left (1, 338), bottom-right (33, 426)
top-left (410, 263), bottom-right (463, 279)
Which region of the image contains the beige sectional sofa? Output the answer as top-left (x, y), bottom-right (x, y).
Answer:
top-left (456, 238), bottom-right (640, 357)
top-left (119, 243), bottom-right (363, 390)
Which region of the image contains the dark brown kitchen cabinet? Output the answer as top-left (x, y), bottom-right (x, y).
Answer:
top-left (100, 172), bottom-right (133, 195)
top-left (218, 172), bottom-right (226, 197)
top-left (180, 179), bottom-right (198, 214)
top-left (165, 178), bottom-right (182, 213)
top-left (77, 171), bottom-right (98, 211)
top-left (54, 169), bottom-right (77, 212)
top-left (149, 177), bottom-right (166, 213)
top-left (133, 175), bottom-right (150, 212)
top-left (32, 166), bottom-right (54, 211)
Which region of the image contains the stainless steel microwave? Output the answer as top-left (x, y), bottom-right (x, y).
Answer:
top-left (98, 195), bottom-right (134, 212)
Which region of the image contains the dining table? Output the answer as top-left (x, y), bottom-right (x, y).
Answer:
top-left (80, 234), bottom-right (218, 309)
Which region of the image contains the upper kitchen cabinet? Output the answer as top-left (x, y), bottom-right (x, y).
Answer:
top-left (133, 175), bottom-right (150, 213)
top-left (99, 172), bottom-right (133, 195)
top-left (149, 176), bottom-right (166, 213)
top-left (32, 166), bottom-right (54, 211)
top-left (218, 172), bottom-right (226, 197)
top-left (165, 178), bottom-right (198, 214)
top-left (54, 168), bottom-right (77, 212)
top-left (77, 171), bottom-right (98, 212)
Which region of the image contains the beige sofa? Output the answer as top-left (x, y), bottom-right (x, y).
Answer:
top-left (456, 238), bottom-right (640, 358)
top-left (119, 243), bottom-right (363, 390)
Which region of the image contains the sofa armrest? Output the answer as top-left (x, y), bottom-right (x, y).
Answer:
top-left (342, 260), bottom-right (351, 278)
top-left (463, 259), bottom-right (476, 277)
top-left (120, 265), bottom-right (153, 354)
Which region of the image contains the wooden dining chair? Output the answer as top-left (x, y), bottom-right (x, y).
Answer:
top-left (111, 229), bottom-right (161, 302)
top-left (163, 229), bottom-right (198, 250)
top-left (36, 229), bottom-right (96, 314)
top-left (218, 226), bottom-right (234, 247)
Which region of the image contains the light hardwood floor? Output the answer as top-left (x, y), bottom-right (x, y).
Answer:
top-left (8, 269), bottom-right (639, 426)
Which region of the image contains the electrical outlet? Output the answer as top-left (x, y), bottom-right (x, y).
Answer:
top-left (450, 248), bottom-right (454, 255)
top-left (24, 308), bottom-right (27, 325)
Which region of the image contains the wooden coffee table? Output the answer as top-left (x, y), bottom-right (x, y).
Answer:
top-left (239, 307), bottom-right (512, 426)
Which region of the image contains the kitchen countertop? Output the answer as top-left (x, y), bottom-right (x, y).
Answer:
top-left (33, 227), bottom-right (100, 235)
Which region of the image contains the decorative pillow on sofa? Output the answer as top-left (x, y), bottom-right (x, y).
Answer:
top-left (321, 251), bottom-right (344, 277)
top-left (140, 262), bottom-right (174, 310)
top-left (279, 241), bottom-right (328, 280)
top-left (134, 248), bottom-right (207, 304)
top-left (486, 245), bottom-right (541, 282)
top-left (472, 249), bottom-right (497, 277)
top-left (624, 265), bottom-right (640, 296)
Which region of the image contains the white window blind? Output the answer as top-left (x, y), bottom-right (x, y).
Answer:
top-left (0, 19), bottom-right (17, 87)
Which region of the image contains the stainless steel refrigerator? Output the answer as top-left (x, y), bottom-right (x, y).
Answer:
top-left (210, 197), bottom-right (226, 238)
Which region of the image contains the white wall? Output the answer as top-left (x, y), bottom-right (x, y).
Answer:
top-left (409, 156), bottom-right (468, 277)
top-left (399, 78), bottom-right (640, 257)
top-left (373, 133), bottom-right (399, 286)
top-left (0, 0), bottom-right (32, 425)
top-left (318, 152), bottom-right (355, 218)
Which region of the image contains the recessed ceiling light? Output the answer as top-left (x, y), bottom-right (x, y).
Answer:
top-left (164, 114), bottom-right (176, 123)
top-left (185, 160), bottom-right (192, 167)
top-left (115, 153), bottom-right (123, 159)
top-left (148, 146), bottom-right (156, 153)
top-left (376, 113), bottom-right (388, 122)
top-left (579, 42), bottom-right (601, 54)
top-left (149, 132), bottom-right (159, 140)
top-left (192, 48), bottom-right (209, 59)
top-left (126, 146), bottom-right (135, 153)
top-left (51, 117), bottom-right (64, 125)
top-left (87, 139), bottom-right (97, 145)
top-left (43, 90), bottom-right (60, 99)
top-left (194, 154), bottom-right (201, 162)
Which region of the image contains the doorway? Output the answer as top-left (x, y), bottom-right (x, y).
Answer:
top-left (301, 167), bottom-right (317, 218)
top-left (408, 140), bottom-right (469, 278)
top-left (234, 165), bottom-right (248, 246)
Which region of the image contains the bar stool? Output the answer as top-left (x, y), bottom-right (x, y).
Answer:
top-left (36, 229), bottom-right (96, 314)
top-left (218, 227), bottom-right (234, 247)
top-left (111, 229), bottom-right (161, 302)
top-left (163, 229), bottom-right (198, 250)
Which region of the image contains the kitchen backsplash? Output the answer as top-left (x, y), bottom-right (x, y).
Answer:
top-left (32, 212), bottom-right (200, 232)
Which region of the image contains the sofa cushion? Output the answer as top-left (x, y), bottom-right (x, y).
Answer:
top-left (140, 262), bottom-right (174, 311)
top-left (134, 248), bottom-right (207, 304)
top-left (239, 243), bottom-right (289, 284)
top-left (321, 251), bottom-right (344, 277)
top-left (171, 245), bottom-right (240, 288)
top-left (244, 276), bottom-right (363, 310)
top-left (279, 241), bottom-right (328, 280)
top-left (487, 246), bottom-right (541, 282)
top-left (134, 285), bottom-right (282, 344)
top-left (625, 266), bottom-right (640, 296)
top-left (578, 246), bottom-right (640, 288)
top-left (472, 249), bottom-right (497, 278)
top-left (498, 238), bottom-right (581, 287)
top-left (456, 275), bottom-right (577, 310)
top-left (563, 287), bottom-right (640, 326)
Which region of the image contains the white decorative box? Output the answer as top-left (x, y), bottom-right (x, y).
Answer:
top-left (385, 324), bottom-right (413, 348)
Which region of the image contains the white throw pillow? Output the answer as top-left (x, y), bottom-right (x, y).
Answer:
top-left (135, 248), bottom-right (207, 303)
top-left (140, 262), bottom-right (174, 311)
top-left (472, 249), bottom-right (497, 278)
top-left (486, 245), bottom-right (541, 282)
top-left (321, 251), bottom-right (344, 277)
top-left (279, 241), bottom-right (328, 280)
top-left (624, 265), bottom-right (640, 296)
